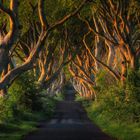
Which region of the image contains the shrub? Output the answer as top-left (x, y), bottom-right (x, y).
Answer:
top-left (0, 71), bottom-right (42, 122)
top-left (0, 97), bottom-right (14, 123)
top-left (40, 95), bottom-right (56, 118)
top-left (91, 70), bottom-right (140, 123)
top-left (8, 72), bottom-right (42, 112)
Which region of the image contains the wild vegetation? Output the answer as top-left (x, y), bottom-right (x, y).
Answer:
top-left (0, 0), bottom-right (139, 140)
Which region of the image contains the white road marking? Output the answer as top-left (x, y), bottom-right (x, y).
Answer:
top-left (49, 119), bottom-right (58, 124)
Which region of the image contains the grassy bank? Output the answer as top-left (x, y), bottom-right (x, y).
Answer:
top-left (86, 103), bottom-right (140, 140)
top-left (0, 94), bottom-right (58, 140)
top-left (75, 73), bottom-right (140, 140)
top-left (0, 72), bottom-right (63, 140)
top-left (0, 112), bottom-right (45, 140)
top-left (79, 70), bottom-right (140, 140)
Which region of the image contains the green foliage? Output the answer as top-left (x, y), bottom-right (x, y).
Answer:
top-left (0, 112), bottom-right (45, 140)
top-left (0, 98), bottom-right (14, 123)
top-left (87, 104), bottom-right (140, 140)
top-left (95, 70), bottom-right (117, 92)
top-left (97, 85), bottom-right (140, 122)
top-left (8, 72), bottom-right (41, 111)
top-left (93, 70), bottom-right (140, 122)
top-left (0, 71), bottom-right (58, 139)
top-left (75, 94), bottom-right (92, 107)
top-left (0, 71), bottom-right (58, 122)
top-left (0, 72), bottom-right (40, 122)
top-left (40, 95), bottom-right (56, 118)
top-left (45, 0), bottom-right (81, 23)
top-left (54, 92), bottom-right (64, 101)
top-left (84, 70), bottom-right (140, 140)
top-left (18, 0), bottom-right (38, 34)
top-left (75, 94), bottom-right (87, 102)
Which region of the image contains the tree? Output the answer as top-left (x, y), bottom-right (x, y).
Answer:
top-left (0, 0), bottom-right (87, 96)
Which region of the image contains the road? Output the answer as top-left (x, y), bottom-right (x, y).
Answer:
top-left (24, 88), bottom-right (115, 140)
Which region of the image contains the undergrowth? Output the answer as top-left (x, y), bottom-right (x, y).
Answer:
top-left (78, 70), bottom-right (140, 140)
top-left (0, 71), bottom-right (59, 140)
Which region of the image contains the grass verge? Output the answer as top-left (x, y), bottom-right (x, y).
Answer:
top-left (0, 95), bottom-right (59, 140)
top-left (86, 103), bottom-right (140, 140)
top-left (0, 112), bottom-right (46, 140)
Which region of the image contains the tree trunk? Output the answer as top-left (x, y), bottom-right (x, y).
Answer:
top-left (0, 88), bottom-right (7, 97)
top-left (130, 54), bottom-right (136, 70)
top-left (106, 42), bottom-right (115, 68)
top-left (0, 48), bottom-right (9, 74)
top-left (121, 60), bottom-right (127, 85)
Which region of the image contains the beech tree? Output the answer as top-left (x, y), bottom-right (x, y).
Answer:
top-left (76, 0), bottom-right (140, 84)
top-left (67, 0), bottom-right (140, 100)
top-left (0, 0), bottom-right (139, 100)
top-left (0, 0), bottom-right (87, 96)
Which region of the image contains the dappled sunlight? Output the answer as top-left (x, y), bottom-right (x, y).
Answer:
top-left (0, 0), bottom-right (139, 140)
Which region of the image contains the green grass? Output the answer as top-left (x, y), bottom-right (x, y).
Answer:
top-left (0, 95), bottom-right (58, 140)
top-left (86, 103), bottom-right (140, 140)
top-left (53, 92), bottom-right (64, 101)
top-left (0, 112), bottom-right (46, 140)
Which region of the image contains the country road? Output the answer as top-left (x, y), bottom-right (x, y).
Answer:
top-left (24, 88), bottom-right (115, 140)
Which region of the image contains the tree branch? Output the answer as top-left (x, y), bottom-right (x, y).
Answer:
top-left (83, 31), bottom-right (120, 81)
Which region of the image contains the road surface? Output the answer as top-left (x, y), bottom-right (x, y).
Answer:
top-left (24, 88), bottom-right (115, 140)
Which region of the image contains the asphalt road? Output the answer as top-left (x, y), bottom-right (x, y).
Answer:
top-left (24, 88), bottom-right (115, 140)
